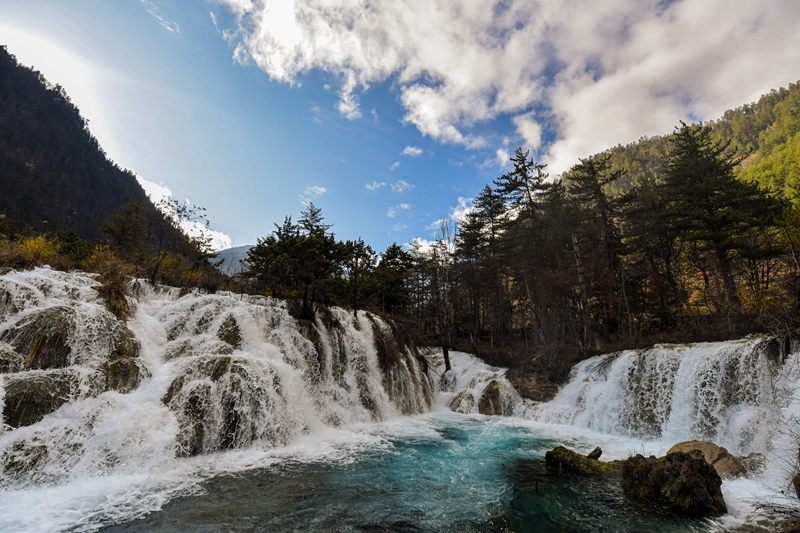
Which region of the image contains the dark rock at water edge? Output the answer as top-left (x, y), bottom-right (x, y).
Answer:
top-left (620, 451), bottom-right (727, 516)
top-left (544, 446), bottom-right (621, 474)
top-left (667, 440), bottom-right (746, 480)
top-left (587, 447), bottom-right (602, 460)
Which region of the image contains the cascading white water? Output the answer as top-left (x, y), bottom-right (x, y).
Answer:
top-left (532, 337), bottom-right (798, 457)
top-left (0, 267), bottom-right (433, 493)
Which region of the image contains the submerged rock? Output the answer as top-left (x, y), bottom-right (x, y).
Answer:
top-left (162, 355), bottom-right (289, 457)
top-left (217, 314), bottom-right (243, 349)
top-left (112, 325), bottom-right (141, 359)
top-left (620, 451), bottom-right (727, 516)
top-left (1, 306), bottom-right (76, 370)
top-left (544, 446), bottom-right (621, 474)
top-left (101, 357), bottom-right (145, 393)
top-left (2, 369), bottom-right (84, 427)
top-left (449, 390), bottom-right (474, 414)
top-left (741, 452), bottom-right (767, 477)
top-left (0, 343), bottom-right (23, 373)
top-left (667, 440), bottom-right (746, 480)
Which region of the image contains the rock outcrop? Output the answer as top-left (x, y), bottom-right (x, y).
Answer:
top-left (667, 440), bottom-right (746, 480)
top-left (478, 379), bottom-right (502, 415)
top-left (2, 369), bottom-right (86, 427)
top-left (1, 306), bottom-right (76, 370)
top-left (620, 451), bottom-right (727, 516)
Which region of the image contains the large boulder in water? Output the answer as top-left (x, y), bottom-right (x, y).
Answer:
top-left (101, 357), bottom-right (146, 393)
top-left (620, 451), bottom-right (727, 516)
top-left (0, 306), bottom-right (76, 369)
top-left (544, 446), bottom-right (621, 474)
top-left (478, 379), bottom-right (502, 415)
top-left (667, 440), bottom-right (746, 480)
top-left (2, 369), bottom-right (85, 427)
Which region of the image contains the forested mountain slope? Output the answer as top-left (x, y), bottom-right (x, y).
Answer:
top-left (0, 46), bottom-right (152, 240)
top-left (599, 81), bottom-right (800, 199)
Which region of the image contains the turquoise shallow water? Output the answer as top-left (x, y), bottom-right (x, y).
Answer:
top-left (100, 412), bottom-right (713, 533)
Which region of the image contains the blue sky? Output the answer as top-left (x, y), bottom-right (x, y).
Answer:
top-left (1, 0), bottom-right (799, 251)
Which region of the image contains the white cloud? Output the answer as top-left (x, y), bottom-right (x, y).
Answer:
top-left (402, 146), bottom-right (424, 157)
top-left (366, 181), bottom-right (386, 191)
top-left (391, 180), bottom-right (414, 193)
top-left (450, 196), bottom-right (473, 223)
top-left (481, 148), bottom-right (512, 170)
top-left (139, 0), bottom-right (180, 33)
top-left (387, 203), bottom-right (411, 218)
top-left (221, 0), bottom-right (800, 174)
top-left (425, 196), bottom-right (473, 233)
top-left (137, 177), bottom-right (232, 251)
top-left (299, 184), bottom-right (327, 206)
top-left (512, 112), bottom-right (542, 152)
top-left (389, 161), bottom-right (400, 171)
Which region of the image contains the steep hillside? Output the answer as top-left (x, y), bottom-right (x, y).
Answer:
top-left (0, 46), bottom-right (153, 240)
top-left (595, 81), bottom-right (800, 198)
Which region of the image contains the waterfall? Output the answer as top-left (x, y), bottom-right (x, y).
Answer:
top-left (533, 337), bottom-right (799, 457)
top-left (0, 267), bottom-right (433, 490)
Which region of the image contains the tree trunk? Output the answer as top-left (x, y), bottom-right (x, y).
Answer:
top-left (572, 233), bottom-right (592, 356)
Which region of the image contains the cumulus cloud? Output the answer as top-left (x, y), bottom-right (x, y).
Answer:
top-left (221, 0), bottom-right (800, 174)
top-left (389, 161), bottom-right (400, 171)
top-left (402, 146), bottom-right (424, 157)
top-left (366, 181), bottom-right (386, 191)
top-left (391, 180), bottom-right (414, 193)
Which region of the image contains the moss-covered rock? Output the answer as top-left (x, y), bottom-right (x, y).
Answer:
top-left (620, 451), bottom-right (727, 516)
top-left (478, 379), bottom-right (502, 415)
top-left (217, 315), bottom-right (243, 349)
top-left (163, 337), bottom-right (234, 361)
top-left (2, 369), bottom-right (82, 427)
top-left (102, 357), bottom-right (145, 393)
top-left (667, 440), bottom-right (746, 480)
top-left (0, 343), bottom-right (23, 374)
top-left (112, 326), bottom-right (140, 359)
top-left (449, 390), bottom-right (475, 414)
top-left (544, 446), bottom-right (621, 474)
top-left (0, 306), bottom-right (76, 370)
top-left (1, 439), bottom-right (49, 484)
